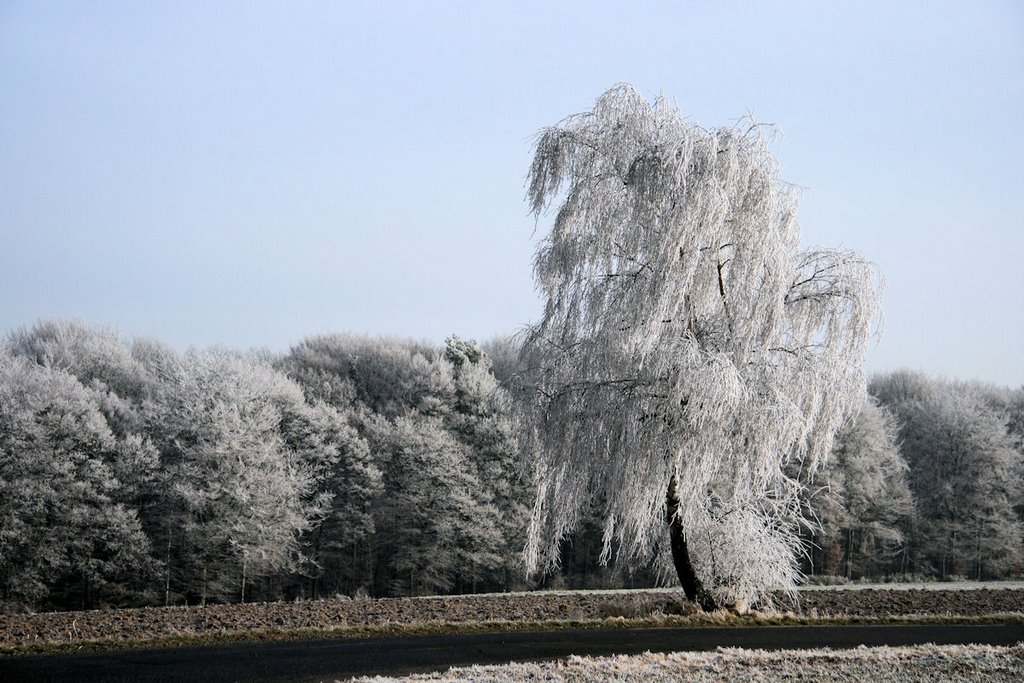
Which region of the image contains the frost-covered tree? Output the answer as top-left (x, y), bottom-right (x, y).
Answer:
top-left (481, 335), bottom-right (524, 389)
top-left (981, 384), bottom-right (1024, 451)
top-left (285, 335), bottom-right (450, 419)
top-left (145, 348), bottom-right (332, 603)
top-left (6, 322), bottom-right (166, 522)
top-left (8, 319), bottom-right (152, 437)
top-left (444, 336), bottom-right (531, 590)
top-left (0, 350), bottom-right (155, 608)
top-left (872, 372), bottom-right (1023, 579)
top-left (368, 415), bottom-right (502, 595)
top-left (283, 334), bottom-right (525, 595)
top-left (282, 335), bottom-right (458, 595)
top-left (283, 399), bottom-right (379, 600)
top-left (520, 85), bottom-right (879, 609)
top-left (805, 399), bottom-right (914, 578)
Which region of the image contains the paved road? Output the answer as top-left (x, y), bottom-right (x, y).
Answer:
top-left (3, 623), bottom-right (1022, 683)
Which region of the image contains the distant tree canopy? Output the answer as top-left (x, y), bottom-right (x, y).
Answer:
top-left (0, 319), bottom-right (1021, 612)
top-left (280, 333), bottom-right (528, 597)
top-left (0, 320), bottom-right (528, 610)
top-left (798, 398), bottom-right (914, 579)
top-left (0, 351), bottom-right (155, 607)
top-left (870, 372), bottom-right (1023, 580)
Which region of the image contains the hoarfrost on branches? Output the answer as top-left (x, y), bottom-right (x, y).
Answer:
top-left (520, 84), bottom-right (880, 608)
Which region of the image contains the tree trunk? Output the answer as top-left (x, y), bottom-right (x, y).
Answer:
top-left (846, 527), bottom-right (854, 579)
top-left (666, 476), bottom-right (718, 611)
top-left (164, 532), bottom-right (173, 606)
top-left (310, 526), bottom-right (321, 599)
top-left (975, 519), bottom-right (983, 581)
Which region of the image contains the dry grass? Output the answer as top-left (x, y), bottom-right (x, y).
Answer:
top-left (349, 643), bottom-right (1024, 682)
top-left (3, 611), bottom-right (1021, 658)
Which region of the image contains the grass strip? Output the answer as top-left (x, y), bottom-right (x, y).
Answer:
top-left (3, 611), bottom-right (1022, 658)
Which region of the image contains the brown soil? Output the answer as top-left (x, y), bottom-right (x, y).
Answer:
top-left (1, 588), bottom-right (1021, 650)
top-left (795, 588), bottom-right (1023, 618)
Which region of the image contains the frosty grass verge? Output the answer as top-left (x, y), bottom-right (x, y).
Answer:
top-left (349, 643), bottom-right (1024, 682)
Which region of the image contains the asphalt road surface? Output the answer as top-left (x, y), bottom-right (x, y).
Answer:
top-left (3, 623), bottom-right (1022, 683)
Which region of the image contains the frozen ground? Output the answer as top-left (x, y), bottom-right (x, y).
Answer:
top-left (349, 643), bottom-right (1024, 682)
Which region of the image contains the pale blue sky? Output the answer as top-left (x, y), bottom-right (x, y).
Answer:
top-left (1, 1), bottom-right (1022, 385)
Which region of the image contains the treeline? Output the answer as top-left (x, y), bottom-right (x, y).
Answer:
top-left (0, 320), bottom-right (531, 611)
top-left (802, 372), bottom-right (1024, 582)
top-left (1, 320), bottom-right (1022, 612)
top-left (518, 371), bottom-right (1024, 588)
top-left (556, 373), bottom-right (1024, 586)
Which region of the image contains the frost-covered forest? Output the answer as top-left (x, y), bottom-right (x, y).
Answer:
top-left (1, 319), bottom-right (1022, 611)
